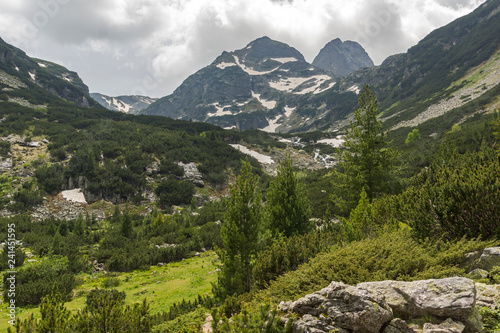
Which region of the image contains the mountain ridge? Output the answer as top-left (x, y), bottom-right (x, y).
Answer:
top-left (0, 37), bottom-right (102, 109)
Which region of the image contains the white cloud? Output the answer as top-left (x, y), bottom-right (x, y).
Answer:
top-left (0, 0), bottom-right (486, 97)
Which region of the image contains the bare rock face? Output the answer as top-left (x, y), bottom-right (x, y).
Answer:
top-left (178, 162), bottom-right (204, 187)
top-left (280, 278), bottom-right (484, 333)
top-left (279, 281), bottom-right (393, 333)
top-left (357, 277), bottom-right (482, 332)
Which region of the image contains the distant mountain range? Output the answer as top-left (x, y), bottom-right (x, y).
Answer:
top-left (1, 0), bottom-right (500, 135)
top-left (138, 0), bottom-right (500, 133)
top-left (138, 36), bottom-right (373, 131)
top-left (90, 93), bottom-right (157, 113)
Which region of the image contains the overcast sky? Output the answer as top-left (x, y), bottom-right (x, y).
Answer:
top-left (0, 0), bottom-right (486, 98)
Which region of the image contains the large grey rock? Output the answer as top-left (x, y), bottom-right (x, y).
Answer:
top-left (474, 247), bottom-right (500, 271)
top-left (423, 318), bottom-right (465, 333)
top-left (357, 277), bottom-right (481, 332)
top-left (279, 281), bottom-right (393, 333)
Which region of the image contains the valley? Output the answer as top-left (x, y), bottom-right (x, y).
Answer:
top-left (0, 0), bottom-right (500, 332)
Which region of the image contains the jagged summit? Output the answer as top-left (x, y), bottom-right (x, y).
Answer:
top-left (239, 36), bottom-right (306, 63)
top-left (312, 38), bottom-right (374, 77)
top-left (142, 36), bottom-right (335, 131)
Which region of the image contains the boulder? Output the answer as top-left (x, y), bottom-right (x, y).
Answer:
top-left (474, 247), bottom-right (500, 271)
top-left (357, 277), bottom-right (481, 332)
top-left (422, 318), bottom-right (465, 333)
top-left (279, 281), bottom-right (393, 333)
top-left (467, 269), bottom-right (488, 280)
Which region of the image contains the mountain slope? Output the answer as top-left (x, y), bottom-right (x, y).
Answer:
top-left (90, 93), bottom-right (157, 113)
top-left (312, 38), bottom-right (374, 77)
top-left (337, 0), bottom-right (500, 127)
top-left (140, 36), bottom-right (337, 131)
top-left (0, 37), bottom-right (101, 109)
top-left (291, 0), bottom-right (500, 133)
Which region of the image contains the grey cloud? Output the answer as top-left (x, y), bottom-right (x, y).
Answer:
top-left (0, 0), bottom-right (487, 98)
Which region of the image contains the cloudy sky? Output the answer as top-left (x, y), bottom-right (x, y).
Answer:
top-left (0, 0), bottom-right (486, 98)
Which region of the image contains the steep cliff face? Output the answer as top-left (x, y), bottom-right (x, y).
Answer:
top-left (312, 38), bottom-right (374, 77)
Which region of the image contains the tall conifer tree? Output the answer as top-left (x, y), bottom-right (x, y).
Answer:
top-left (266, 155), bottom-right (312, 238)
top-left (331, 85), bottom-right (399, 216)
top-left (214, 159), bottom-right (262, 298)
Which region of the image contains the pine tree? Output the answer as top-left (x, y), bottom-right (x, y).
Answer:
top-left (266, 155), bottom-right (312, 238)
top-left (38, 287), bottom-right (71, 333)
top-left (331, 85), bottom-right (399, 216)
top-left (214, 159), bottom-right (262, 298)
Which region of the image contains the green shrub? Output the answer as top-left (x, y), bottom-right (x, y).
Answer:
top-left (101, 276), bottom-right (121, 288)
top-left (259, 230), bottom-right (495, 302)
top-left (35, 163), bottom-right (65, 194)
top-left (393, 144), bottom-right (500, 240)
top-left (4, 255), bottom-right (76, 306)
top-left (155, 179), bottom-right (195, 208)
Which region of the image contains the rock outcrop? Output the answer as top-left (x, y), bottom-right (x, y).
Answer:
top-left (357, 277), bottom-right (481, 332)
top-left (280, 277), bottom-right (482, 333)
top-left (178, 162), bottom-right (204, 187)
top-left (279, 281), bottom-right (393, 333)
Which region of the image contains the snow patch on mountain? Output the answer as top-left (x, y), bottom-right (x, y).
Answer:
top-left (317, 137), bottom-right (344, 147)
top-left (284, 106), bottom-right (296, 118)
top-left (233, 55), bottom-right (279, 75)
top-left (216, 62), bottom-right (236, 69)
top-left (37, 62), bottom-right (47, 68)
top-left (269, 75), bottom-right (333, 94)
top-left (230, 144), bottom-right (274, 164)
top-left (28, 72), bottom-right (36, 81)
top-left (347, 85), bottom-right (360, 94)
top-left (261, 115), bottom-right (283, 133)
top-left (207, 103), bottom-right (233, 117)
top-left (314, 82), bottom-right (337, 94)
top-left (252, 92), bottom-right (277, 109)
top-left (271, 57), bottom-right (299, 63)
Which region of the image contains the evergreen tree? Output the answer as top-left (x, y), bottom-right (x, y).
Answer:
top-left (266, 155), bottom-right (312, 238)
top-left (38, 287), bottom-right (71, 333)
top-left (331, 85), bottom-right (399, 216)
top-left (214, 160), bottom-right (262, 298)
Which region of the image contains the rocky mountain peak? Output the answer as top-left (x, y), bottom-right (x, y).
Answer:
top-left (238, 36), bottom-right (306, 63)
top-left (312, 38), bottom-right (374, 77)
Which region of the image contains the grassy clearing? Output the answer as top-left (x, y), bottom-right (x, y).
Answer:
top-left (0, 251), bottom-right (218, 331)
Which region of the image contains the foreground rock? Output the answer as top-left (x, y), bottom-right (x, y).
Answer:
top-left (357, 277), bottom-right (481, 332)
top-left (279, 281), bottom-right (393, 333)
top-left (280, 277), bottom-right (482, 333)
